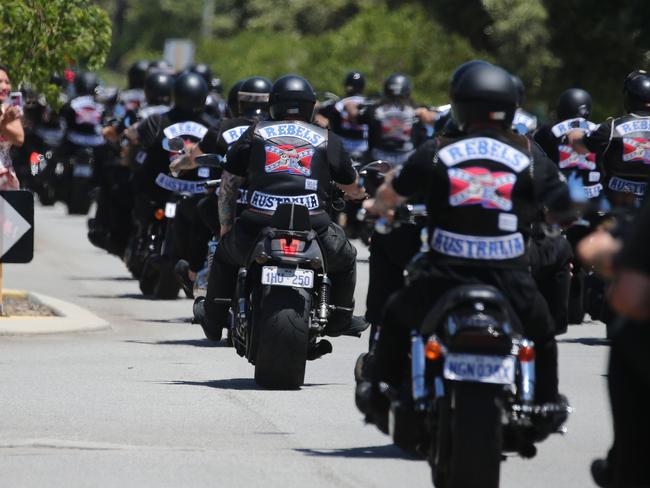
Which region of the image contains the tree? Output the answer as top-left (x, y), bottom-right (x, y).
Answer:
top-left (0, 0), bottom-right (111, 105)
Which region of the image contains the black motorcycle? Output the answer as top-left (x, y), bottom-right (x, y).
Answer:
top-left (359, 205), bottom-right (570, 488)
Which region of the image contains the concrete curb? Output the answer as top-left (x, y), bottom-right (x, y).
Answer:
top-left (0, 291), bottom-right (110, 336)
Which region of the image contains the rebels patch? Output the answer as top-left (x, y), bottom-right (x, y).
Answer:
top-left (264, 144), bottom-right (313, 176)
top-left (438, 137), bottom-right (530, 173)
top-left (448, 167), bottom-right (516, 211)
top-left (558, 145), bottom-right (597, 170)
top-left (622, 137), bottom-right (650, 164)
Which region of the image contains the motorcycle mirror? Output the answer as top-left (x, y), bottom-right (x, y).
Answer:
top-left (363, 160), bottom-right (392, 174)
top-left (195, 154), bottom-right (225, 168)
top-left (162, 137), bottom-right (184, 152)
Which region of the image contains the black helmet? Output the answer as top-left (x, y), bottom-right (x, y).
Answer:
top-left (144, 72), bottom-right (173, 106)
top-left (147, 60), bottom-right (173, 76)
top-left (623, 70), bottom-right (650, 113)
top-left (383, 73), bottom-right (412, 99)
top-left (269, 74), bottom-right (316, 121)
top-left (450, 60), bottom-right (492, 92)
top-left (238, 76), bottom-right (271, 118)
top-left (557, 88), bottom-right (592, 120)
top-left (344, 71), bottom-right (365, 95)
top-left (227, 79), bottom-right (247, 117)
top-left (511, 75), bottom-right (525, 107)
top-left (128, 60), bottom-right (149, 89)
top-left (189, 63), bottom-right (213, 86)
top-left (173, 72), bottom-right (208, 113)
top-left (451, 64), bottom-right (517, 131)
top-left (74, 71), bottom-right (99, 96)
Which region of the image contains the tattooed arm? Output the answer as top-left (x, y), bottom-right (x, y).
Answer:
top-left (218, 170), bottom-right (246, 236)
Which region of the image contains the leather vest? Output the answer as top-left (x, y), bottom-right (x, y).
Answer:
top-left (605, 115), bottom-right (650, 196)
top-left (551, 117), bottom-right (601, 198)
top-left (246, 120), bottom-right (330, 214)
top-left (431, 134), bottom-right (535, 265)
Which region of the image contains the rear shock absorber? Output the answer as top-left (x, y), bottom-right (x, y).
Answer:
top-left (317, 274), bottom-right (331, 327)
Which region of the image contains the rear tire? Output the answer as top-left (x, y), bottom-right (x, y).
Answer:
top-left (139, 257), bottom-right (158, 296)
top-left (67, 178), bottom-right (92, 215)
top-left (154, 259), bottom-right (180, 300)
top-left (443, 383), bottom-right (503, 488)
top-left (254, 287), bottom-right (310, 390)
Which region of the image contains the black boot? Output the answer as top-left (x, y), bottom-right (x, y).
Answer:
top-left (192, 297), bottom-right (222, 342)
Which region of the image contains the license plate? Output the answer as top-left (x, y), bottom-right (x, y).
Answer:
top-left (443, 353), bottom-right (515, 385)
top-left (73, 164), bottom-right (92, 178)
top-left (164, 202), bottom-right (177, 218)
top-left (261, 266), bottom-right (314, 289)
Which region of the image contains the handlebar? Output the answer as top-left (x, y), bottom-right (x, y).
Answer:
top-left (357, 203), bottom-right (427, 234)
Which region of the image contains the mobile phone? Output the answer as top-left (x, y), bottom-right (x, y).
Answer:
top-left (9, 92), bottom-right (23, 108)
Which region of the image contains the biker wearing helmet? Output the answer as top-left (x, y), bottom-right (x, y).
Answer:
top-left (351, 73), bottom-right (426, 165)
top-left (357, 63), bottom-right (572, 433)
top-left (511, 75), bottom-right (538, 135)
top-left (569, 70), bottom-right (650, 207)
top-left (193, 74), bottom-right (368, 344)
top-left (226, 79), bottom-right (246, 118)
top-left (171, 76), bottom-right (272, 296)
top-left (533, 88), bottom-right (599, 325)
top-left (317, 71), bottom-right (369, 158)
top-left (190, 63), bottom-right (227, 122)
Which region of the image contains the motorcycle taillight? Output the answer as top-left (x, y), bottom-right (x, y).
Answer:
top-left (271, 238), bottom-right (305, 256)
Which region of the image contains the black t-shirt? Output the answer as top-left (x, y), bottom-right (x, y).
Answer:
top-left (394, 131), bottom-right (570, 269)
top-left (224, 119), bottom-right (356, 232)
top-left (134, 108), bottom-right (216, 201)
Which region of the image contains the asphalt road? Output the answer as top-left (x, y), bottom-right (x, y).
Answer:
top-left (0, 204), bottom-right (611, 487)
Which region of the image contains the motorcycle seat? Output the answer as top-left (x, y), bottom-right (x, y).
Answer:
top-left (420, 285), bottom-right (522, 336)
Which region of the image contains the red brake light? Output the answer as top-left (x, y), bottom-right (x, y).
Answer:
top-left (281, 238), bottom-right (300, 255)
top-left (271, 238), bottom-right (305, 255)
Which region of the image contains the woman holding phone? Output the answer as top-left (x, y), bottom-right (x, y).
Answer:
top-left (0, 64), bottom-right (24, 190)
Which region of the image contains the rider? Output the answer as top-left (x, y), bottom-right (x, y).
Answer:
top-left (171, 76), bottom-right (272, 297)
top-left (317, 71), bottom-right (368, 158)
top-left (568, 70), bottom-right (650, 208)
top-left (534, 88), bottom-right (599, 324)
top-left (357, 63), bottom-right (572, 432)
top-left (349, 73), bottom-right (423, 165)
top-left (129, 72), bottom-right (214, 269)
top-left (193, 74), bottom-right (368, 342)
top-left (511, 75), bottom-right (538, 135)
top-left (190, 63), bottom-right (227, 123)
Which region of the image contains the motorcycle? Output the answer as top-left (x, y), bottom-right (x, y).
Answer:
top-left (196, 153), bottom-right (356, 389)
top-left (359, 205), bottom-right (571, 488)
top-left (136, 137), bottom-right (205, 299)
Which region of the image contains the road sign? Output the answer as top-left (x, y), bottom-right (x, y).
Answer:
top-left (163, 39), bottom-right (195, 72)
top-left (0, 190), bottom-right (34, 263)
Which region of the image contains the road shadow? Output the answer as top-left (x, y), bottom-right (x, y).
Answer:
top-left (68, 276), bottom-right (134, 282)
top-left (78, 293), bottom-right (152, 300)
top-left (294, 444), bottom-right (420, 460)
top-left (126, 339), bottom-right (227, 348)
top-left (136, 317), bottom-right (192, 324)
top-left (165, 378), bottom-right (344, 391)
top-left (558, 337), bottom-right (610, 347)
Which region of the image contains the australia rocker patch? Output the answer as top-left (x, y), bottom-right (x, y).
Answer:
top-left (448, 167), bottom-right (516, 211)
top-left (264, 144), bottom-right (313, 176)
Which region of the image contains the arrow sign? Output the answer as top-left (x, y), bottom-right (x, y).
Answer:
top-left (0, 191), bottom-right (34, 263)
